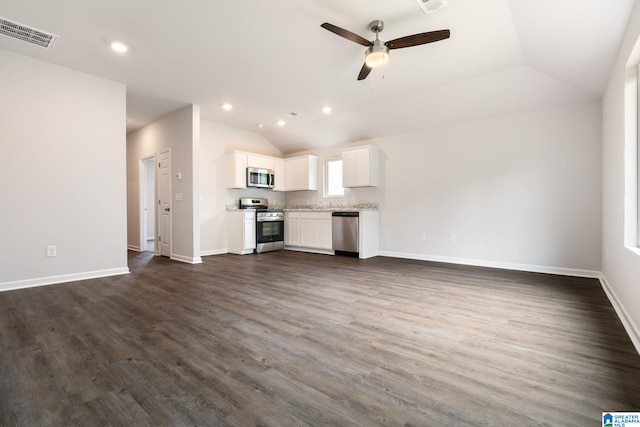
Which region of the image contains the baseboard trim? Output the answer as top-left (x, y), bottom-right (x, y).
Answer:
top-left (0, 267), bottom-right (130, 293)
top-left (285, 246), bottom-right (335, 256)
top-left (127, 244), bottom-right (141, 252)
top-left (599, 274), bottom-right (640, 356)
top-left (377, 251), bottom-right (601, 278)
top-left (200, 249), bottom-right (228, 257)
top-left (170, 254), bottom-right (203, 264)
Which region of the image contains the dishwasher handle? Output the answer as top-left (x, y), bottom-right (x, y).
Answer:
top-left (332, 211), bottom-right (359, 217)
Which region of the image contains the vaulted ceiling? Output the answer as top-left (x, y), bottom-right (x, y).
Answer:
top-left (0, 0), bottom-right (635, 153)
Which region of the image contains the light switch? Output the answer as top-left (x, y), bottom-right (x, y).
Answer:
top-left (175, 192), bottom-right (183, 201)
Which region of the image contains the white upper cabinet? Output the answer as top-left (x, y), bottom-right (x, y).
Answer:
top-left (342, 145), bottom-right (380, 188)
top-left (285, 155), bottom-right (318, 191)
top-left (272, 158), bottom-right (286, 192)
top-left (227, 151), bottom-right (247, 189)
top-left (226, 150), bottom-right (316, 191)
top-left (227, 151), bottom-right (280, 189)
top-left (247, 154), bottom-right (275, 171)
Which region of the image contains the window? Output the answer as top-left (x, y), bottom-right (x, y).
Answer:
top-left (637, 67), bottom-right (640, 247)
top-left (625, 63), bottom-right (640, 250)
top-left (325, 158), bottom-right (344, 197)
top-left (633, 65), bottom-right (640, 248)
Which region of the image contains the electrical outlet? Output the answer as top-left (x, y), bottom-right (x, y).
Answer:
top-left (420, 233), bottom-right (426, 241)
top-left (449, 234), bottom-right (456, 243)
top-left (46, 245), bottom-right (57, 257)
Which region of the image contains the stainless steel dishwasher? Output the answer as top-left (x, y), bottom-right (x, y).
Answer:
top-left (332, 211), bottom-right (359, 257)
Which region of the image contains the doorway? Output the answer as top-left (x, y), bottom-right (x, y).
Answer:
top-left (157, 149), bottom-right (172, 257)
top-left (141, 156), bottom-right (156, 253)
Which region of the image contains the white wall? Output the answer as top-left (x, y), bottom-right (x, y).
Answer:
top-left (199, 120), bottom-right (284, 255)
top-left (127, 105), bottom-right (201, 264)
top-left (0, 49), bottom-right (128, 289)
top-left (289, 101), bottom-right (602, 275)
top-left (602, 0), bottom-right (640, 351)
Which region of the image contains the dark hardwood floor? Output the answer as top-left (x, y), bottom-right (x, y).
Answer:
top-left (1, 250), bottom-right (639, 426)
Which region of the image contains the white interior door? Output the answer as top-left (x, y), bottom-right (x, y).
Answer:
top-left (158, 149), bottom-right (171, 257)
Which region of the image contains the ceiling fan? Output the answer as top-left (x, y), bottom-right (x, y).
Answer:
top-left (320, 20), bottom-right (450, 81)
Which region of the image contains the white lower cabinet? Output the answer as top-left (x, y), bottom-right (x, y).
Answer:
top-left (285, 212), bottom-right (301, 246)
top-left (285, 211), bottom-right (332, 252)
top-left (300, 213), bottom-right (333, 250)
top-left (227, 211), bottom-right (256, 255)
top-left (358, 210), bottom-right (379, 259)
top-left (286, 210), bottom-right (379, 258)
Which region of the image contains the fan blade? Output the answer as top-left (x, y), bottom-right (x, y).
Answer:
top-left (357, 63), bottom-right (372, 81)
top-left (385, 29), bottom-right (450, 50)
top-left (321, 23), bottom-right (373, 47)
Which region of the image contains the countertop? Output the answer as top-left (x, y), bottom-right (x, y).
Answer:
top-left (226, 204), bottom-right (378, 212)
top-left (284, 204), bottom-right (378, 212)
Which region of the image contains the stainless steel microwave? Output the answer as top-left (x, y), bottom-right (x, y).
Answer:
top-left (247, 167), bottom-right (275, 189)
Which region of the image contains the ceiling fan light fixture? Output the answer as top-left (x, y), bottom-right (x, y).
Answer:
top-left (321, 19), bottom-right (449, 81)
top-left (365, 40), bottom-right (389, 69)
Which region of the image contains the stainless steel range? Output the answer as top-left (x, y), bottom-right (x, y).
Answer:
top-left (239, 198), bottom-right (284, 253)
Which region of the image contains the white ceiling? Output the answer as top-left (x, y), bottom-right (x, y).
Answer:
top-left (0, 0), bottom-right (635, 154)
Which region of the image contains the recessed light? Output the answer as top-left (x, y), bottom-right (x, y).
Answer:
top-left (110, 41), bottom-right (129, 53)
top-left (222, 103), bottom-right (233, 111)
top-left (322, 106), bottom-right (332, 114)
top-left (277, 120), bottom-right (286, 127)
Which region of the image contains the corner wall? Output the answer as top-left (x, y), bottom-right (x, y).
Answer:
top-left (0, 49), bottom-right (128, 290)
top-left (199, 120), bottom-right (285, 255)
top-left (127, 105), bottom-right (201, 264)
top-left (288, 101), bottom-right (603, 276)
top-left (602, 0), bottom-right (640, 352)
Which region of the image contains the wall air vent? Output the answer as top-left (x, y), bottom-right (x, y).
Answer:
top-left (415, 0), bottom-right (448, 14)
top-left (0, 16), bottom-right (58, 50)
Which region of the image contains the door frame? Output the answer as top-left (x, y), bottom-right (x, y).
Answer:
top-left (139, 154), bottom-right (157, 254)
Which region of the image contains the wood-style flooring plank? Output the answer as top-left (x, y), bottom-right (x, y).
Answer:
top-left (1, 250), bottom-right (639, 426)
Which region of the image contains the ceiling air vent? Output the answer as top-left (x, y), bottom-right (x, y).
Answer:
top-left (415, 0), bottom-right (448, 14)
top-left (0, 16), bottom-right (58, 50)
